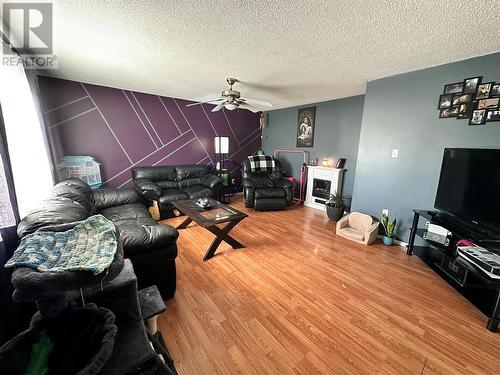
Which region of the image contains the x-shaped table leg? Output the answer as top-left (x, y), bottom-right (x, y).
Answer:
top-left (203, 218), bottom-right (245, 261)
top-left (176, 217), bottom-right (193, 229)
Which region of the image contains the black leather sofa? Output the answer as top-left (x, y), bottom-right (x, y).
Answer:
top-left (132, 165), bottom-right (222, 218)
top-left (242, 159), bottom-right (294, 211)
top-left (16, 178), bottom-right (179, 299)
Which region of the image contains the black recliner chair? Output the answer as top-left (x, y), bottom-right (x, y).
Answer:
top-left (242, 158), bottom-right (294, 211)
top-left (132, 165), bottom-right (222, 218)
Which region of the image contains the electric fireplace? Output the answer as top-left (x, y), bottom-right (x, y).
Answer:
top-left (312, 178), bottom-right (331, 200)
top-left (305, 166), bottom-right (345, 211)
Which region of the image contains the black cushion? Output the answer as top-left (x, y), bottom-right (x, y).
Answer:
top-left (51, 178), bottom-right (95, 213)
top-left (254, 198), bottom-right (287, 211)
top-left (113, 218), bottom-right (178, 257)
top-left (98, 203), bottom-right (151, 222)
top-left (133, 178), bottom-right (161, 201)
top-left (17, 197), bottom-right (90, 238)
top-left (275, 178), bottom-right (294, 189)
top-left (175, 165), bottom-right (210, 181)
top-left (254, 188), bottom-right (287, 199)
top-left (132, 166), bottom-right (176, 182)
top-left (50, 186), bottom-right (94, 214)
top-left (269, 169), bottom-right (285, 181)
top-left (156, 180), bottom-right (179, 189)
top-left (159, 189), bottom-right (189, 205)
top-left (242, 175), bottom-right (274, 188)
top-left (178, 177), bottom-right (202, 189)
top-left (181, 185), bottom-right (214, 199)
top-left (93, 188), bottom-right (144, 210)
top-left (52, 177), bottom-right (94, 194)
top-left (200, 174), bottom-right (221, 189)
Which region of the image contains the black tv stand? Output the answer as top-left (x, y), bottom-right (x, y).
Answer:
top-left (432, 211), bottom-right (495, 237)
top-left (407, 209), bottom-right (500, 332)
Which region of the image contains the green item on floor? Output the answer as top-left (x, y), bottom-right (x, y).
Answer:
top-left (220, 172), bottom-right (229, 186)
top-left (23, 330), bottom-right (54, 375)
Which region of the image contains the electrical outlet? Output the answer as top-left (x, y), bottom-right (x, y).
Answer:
top-left (382, 209), bottom-right (389, 216)
top-left (391, 149), bottom-right (399, 158)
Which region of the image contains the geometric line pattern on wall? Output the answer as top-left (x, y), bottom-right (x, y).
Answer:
top-left (158, 95), bottom-right (182, 134)
top-left (122, 90), bottom-right (161, 149)
top-left (172, 98), bottom-right (214, 164)
top-left (38, 76), bottom-right (262, 187)
top-left (81, 83), bottom-right (134, 164)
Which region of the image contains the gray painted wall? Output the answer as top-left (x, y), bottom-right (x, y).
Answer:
top-left (262, 95), bottom-right (365, 198)
top-left (352, 52), bottom-right (500, 241)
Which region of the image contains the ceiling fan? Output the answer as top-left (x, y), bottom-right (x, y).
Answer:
top-left (186, 78), bottom-right (273, 113)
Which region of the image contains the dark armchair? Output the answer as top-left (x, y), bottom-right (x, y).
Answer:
top-left (242, 158), bottom-right (294, 211)
top-left (132, 165), bottom-right (222, 218)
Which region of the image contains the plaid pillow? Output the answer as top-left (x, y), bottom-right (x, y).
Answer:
top-left (247, 155), bottom-right (275, 172)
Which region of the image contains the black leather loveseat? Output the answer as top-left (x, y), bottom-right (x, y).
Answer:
top-left (132, 165), bottom-right (222, 218)
top-left (242, 158), bottom-right (294, 211)
top-left (17, 178), bottom-right (179, 299)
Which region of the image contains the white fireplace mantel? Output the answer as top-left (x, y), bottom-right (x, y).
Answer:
top-left (304, 166), bottom-right (345, 211)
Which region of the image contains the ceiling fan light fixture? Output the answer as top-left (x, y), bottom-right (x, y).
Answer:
top-left (187, 78), bottom-right (272, 113)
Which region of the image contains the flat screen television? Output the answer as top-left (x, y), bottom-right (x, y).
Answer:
top-left (435, 148), bottom-right (500, 234)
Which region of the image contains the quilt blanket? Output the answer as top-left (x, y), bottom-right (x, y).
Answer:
top-left (5, 215), bottom-right (117, 275)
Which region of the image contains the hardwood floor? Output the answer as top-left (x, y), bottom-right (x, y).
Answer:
top-left (159, 196), bottom-right (500, 374)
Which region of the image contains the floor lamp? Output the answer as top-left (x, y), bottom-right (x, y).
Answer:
top-left (214, 136), bottom-right (229, 203)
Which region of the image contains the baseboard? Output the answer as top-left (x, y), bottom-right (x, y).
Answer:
top-left (377, 235), bottom-right (408, 249)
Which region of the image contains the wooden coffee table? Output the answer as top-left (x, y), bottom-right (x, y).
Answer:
top-left (173, 198), bottom-right (248, 261)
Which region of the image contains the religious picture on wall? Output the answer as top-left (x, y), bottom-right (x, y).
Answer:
top-left (296, 106), bottom-right (316, 147)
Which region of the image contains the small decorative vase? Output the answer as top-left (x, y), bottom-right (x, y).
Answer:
top-left (383, 236), bottom-right (394, 246)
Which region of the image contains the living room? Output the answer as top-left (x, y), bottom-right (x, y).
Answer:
top-left (0, 1), bottom-right (499, 374)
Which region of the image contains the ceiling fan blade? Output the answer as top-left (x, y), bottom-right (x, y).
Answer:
top-left (186, 98), bottom-right (223, 107)
top-left (211, 101), bottom-right (227, 112)
top-left (237, 102), bottom-right (260, 113)
top-left (241, 98), bottom-right (273, 107)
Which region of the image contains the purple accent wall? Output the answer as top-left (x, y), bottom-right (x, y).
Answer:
top-left (37, 76), bottom-right (262, 187)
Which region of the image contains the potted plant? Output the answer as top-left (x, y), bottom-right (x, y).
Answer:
top-left (381, 213), bottom-right (397, 245)
top-left (325, 191), bottom-right (346, 221)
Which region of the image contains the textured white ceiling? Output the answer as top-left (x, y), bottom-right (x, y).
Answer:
top-left (34, 0), bottom-right (500, 110)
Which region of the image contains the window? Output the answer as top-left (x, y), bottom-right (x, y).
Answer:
top-left (0, 153), bottom-right (15, 229)
top-left (0, 47), bottom-right (53, 218)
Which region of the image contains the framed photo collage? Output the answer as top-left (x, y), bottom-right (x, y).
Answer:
top-left (438, 77), bottom-right (500, 125)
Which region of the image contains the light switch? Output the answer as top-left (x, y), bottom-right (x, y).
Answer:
top-left (391, 149), bottom-right (399, 158)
